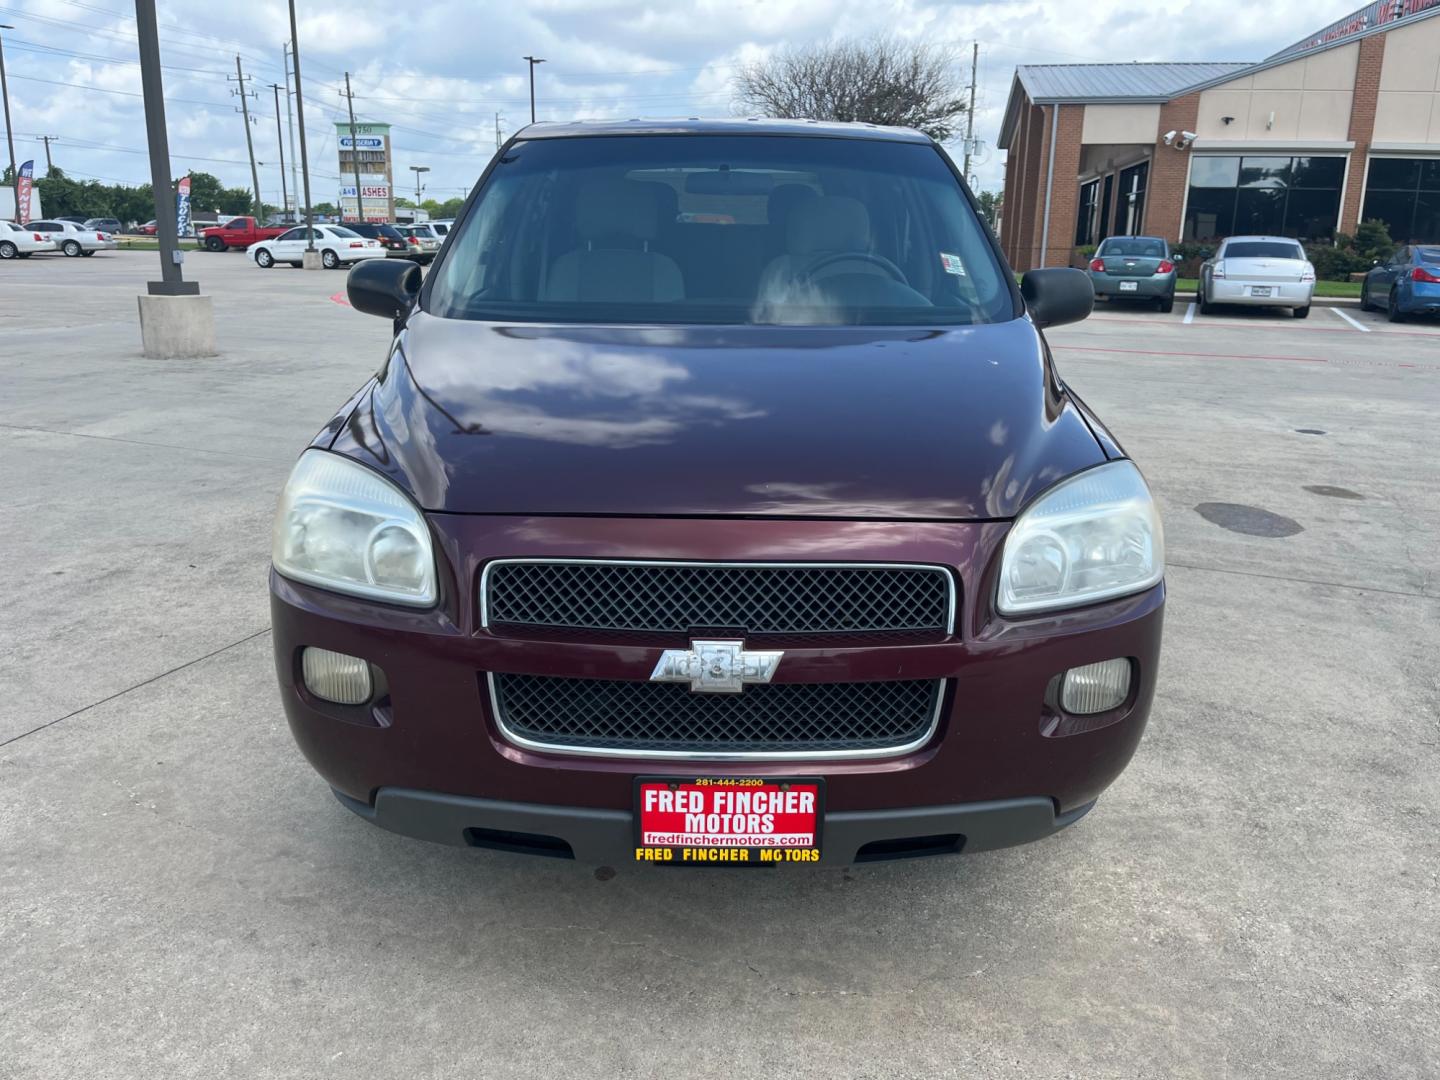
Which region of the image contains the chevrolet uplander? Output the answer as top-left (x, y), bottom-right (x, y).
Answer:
top-left (270, 119), bottom-right (1165, 867)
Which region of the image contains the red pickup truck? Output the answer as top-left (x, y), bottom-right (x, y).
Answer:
top-left (199, 217), bottom-right (290, 252)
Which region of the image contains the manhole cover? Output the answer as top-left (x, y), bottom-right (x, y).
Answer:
top-left (1195, 502), bottom-right (1304, 537)
top-left (1303, 485), bottom-right (1364, 500)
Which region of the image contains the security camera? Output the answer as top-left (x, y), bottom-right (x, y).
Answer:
top-left (1162, 130), bottom-right (1177, 146)
top-left (1176, 130), bottom-right (1198, 149)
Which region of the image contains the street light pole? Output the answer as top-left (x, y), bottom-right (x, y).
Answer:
top-left (409, 164), bottom-right (428, 206)
top-left (287, 0), bottom-right (315, 254)
top-left (270, 84), bottom-right (288, 219)
top-left (0, 25), bottom-right (18, 215)
top-left (133, 0), bottom-right (196, 296)
top-left (523, 56), bottom-right (545, 124)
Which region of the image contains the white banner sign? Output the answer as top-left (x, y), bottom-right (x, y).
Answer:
top-left (339, 184), bottom-right (391, 199)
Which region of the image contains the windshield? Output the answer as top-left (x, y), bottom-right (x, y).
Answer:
top-left (426, 135), bottom-right (1013, 326)
top-left (1417, 248), bottom-right (1440, 263)
top-left (1099, 237), bottom-right (1165, 257)
top-left (329, 226), bottom-right (362, 238)
top-left (1225, 241), bottom-right (1304, 260)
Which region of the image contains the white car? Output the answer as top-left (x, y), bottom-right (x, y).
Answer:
top-left (428, 219), bottom-right (453, 237)
top-left (1199, 235), bottom-right (1316, 319)
top-left (28, 219), bottom-right (118, 257)
top-left (247, 224), bottom-right (387, 269)
top-left (0, 220), bottom-right (58, 259)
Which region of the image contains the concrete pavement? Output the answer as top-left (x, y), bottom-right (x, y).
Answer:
top-left (2, 251), bottom-right (1437, 1079)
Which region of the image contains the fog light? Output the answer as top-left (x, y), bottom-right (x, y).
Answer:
top-left (1061, 658), bottom-right (1131, 714)
top-left (302, 647), bottom-right (372, 705)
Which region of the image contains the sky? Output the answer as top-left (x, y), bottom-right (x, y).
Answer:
top-left (0, 0), bottom-right (1366, 209)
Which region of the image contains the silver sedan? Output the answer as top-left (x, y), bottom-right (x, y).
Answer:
top-left (1199, 236), bottom-right (1316, 319)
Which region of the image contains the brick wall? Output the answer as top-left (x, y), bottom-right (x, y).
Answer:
top-left (1340, 33), bottom-right (1387, 235)
top-left (1040, 104), bottom-right (1085, 267)
top-left (1144, 93), bottom-right (1200, 244)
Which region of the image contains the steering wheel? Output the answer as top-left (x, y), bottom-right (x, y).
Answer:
top-left (794, 250), bottom-right (908, 286)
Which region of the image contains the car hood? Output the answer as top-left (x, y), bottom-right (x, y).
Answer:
top-left (330, 312), bottom-right (1107, 520)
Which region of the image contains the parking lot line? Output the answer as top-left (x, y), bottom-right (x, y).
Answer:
top-left (1054, 344), bottom-right (1323, 364)
top-left (1330, 307), bottom-right (1370, 332)
top-left (1183, 302), bottom-right (1196, 325)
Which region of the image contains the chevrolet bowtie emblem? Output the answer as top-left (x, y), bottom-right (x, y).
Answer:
top-left (650, 640), bottom-right (784, 693)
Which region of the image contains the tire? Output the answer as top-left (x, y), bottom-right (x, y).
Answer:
top-left (62, 240), bottom-right (82, 257)
top-left (255, 248), bottom-right (274, 268)
top-left (204, 235), bottom-right (225, 252)
top-left (1292, 304), bottom-right (1310, 319)
top-left (81, 249), bottom-right (95, 257)
top-left (288, 262), bottom-right (302, 268)
top-left (321, 249), bottom-right (340, 269)
top-left (0, 241), bottom-right (16, 260)
top-left (1387, 292), bottom-right (1405, 323)
top-left (1157, 293), bottom-right (1175, 314)
top-left (1358, 282), bottom-right (1376, 312)
top-left (1199, 280), bottom-right (1215, 315)
top-left (17, 252), bottom-right (31, 258)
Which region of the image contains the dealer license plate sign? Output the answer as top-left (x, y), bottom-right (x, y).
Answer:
top-left (634, 778), bottom-right (823, 865)
top-left (1118, 280), bottom-right (1138, 291)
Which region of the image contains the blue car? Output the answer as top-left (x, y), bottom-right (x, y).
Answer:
top-left (1360, 244), bottom-right (1440, 321)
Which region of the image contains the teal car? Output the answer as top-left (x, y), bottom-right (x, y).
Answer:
top-left (1087, 236), bottom-right (1177, 312)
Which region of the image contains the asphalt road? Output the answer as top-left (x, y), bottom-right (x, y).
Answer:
top-left (2, 251), bottom-right (1437, 1079)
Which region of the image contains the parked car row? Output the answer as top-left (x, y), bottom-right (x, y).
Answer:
top-left (0, 219), bottom-right (117, 259)
top-left (243, 220), bottom-right (449, 269)
top-left (1359, 245), bottom-right (1440, 322)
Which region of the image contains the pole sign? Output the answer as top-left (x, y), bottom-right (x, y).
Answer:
top-left (175, 175), bottom-right (192, 236)
top-left (339, 136), bottom-right (384, 149)
top-left (16, 160), bottom-right (34, 225)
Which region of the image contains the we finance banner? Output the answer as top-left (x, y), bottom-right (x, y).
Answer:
top-left (16, 160), bottom-right (34, 225)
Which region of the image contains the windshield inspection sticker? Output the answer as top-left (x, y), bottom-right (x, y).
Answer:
top-left (940, 252), bottom-right (967, 276)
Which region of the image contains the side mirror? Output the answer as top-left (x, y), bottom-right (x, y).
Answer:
top-left (1021, 267), bottom-right (1093, 330)
top-left (347, 258), bottom-right (422, 323)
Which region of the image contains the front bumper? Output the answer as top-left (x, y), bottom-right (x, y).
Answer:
top-left (1089, 273), bottom-right (1173, 298)
top-left (1210, 280), bottom-right (1313, 307)
top-left (333, 786), bottom-right (1095, 865)
top-left (272, 516), bottom-right (1164, 863)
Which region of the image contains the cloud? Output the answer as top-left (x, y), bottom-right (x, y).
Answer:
top-left (3, 0), bottom-right (1361, 198)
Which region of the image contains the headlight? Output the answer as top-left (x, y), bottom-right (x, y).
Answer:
top-left (998, 460), bottom-right (1163, 615)
top-left (272, 450), bottom-right (437, 606)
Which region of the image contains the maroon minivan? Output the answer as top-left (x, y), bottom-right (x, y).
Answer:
top-left (270, 119), bottom-right (1164, 866)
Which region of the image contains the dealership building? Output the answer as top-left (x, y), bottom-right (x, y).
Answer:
top-left (997, 0), bottom-right (1440, 267)
top-left (336, 121), bottom-right (396, 223)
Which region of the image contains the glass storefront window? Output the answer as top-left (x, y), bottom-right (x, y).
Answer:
top-left (1362, 157), bottom-right (1440, 243)
top-left (1184, 154), bottom-right (1344, 242)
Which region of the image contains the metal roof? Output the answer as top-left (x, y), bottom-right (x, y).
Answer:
top-left (515, 118), bottom-right (933, 143)
top-left (1015, 62), bottom-right (1253, 103)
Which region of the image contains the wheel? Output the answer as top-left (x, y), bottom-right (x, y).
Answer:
top-left (0, 240), bottom-right (16, 260)
top-left (1387, 291), bottom-right (1405, 323)
top-left (81, 249), bottom-right (95, 257)
top-left (1199, 280), bottom-right (1215, 315)
top-left (204, 235), bottom-right (225, 252)
top-left (1292, 304), bottom-right (1310, 319)
top-left (17, 251), bottom-right (30, 258)
top-left (1358, 282), bottom-right (1376, 312)
top-left (1157, 293), bottom-right (1175, 314)
top-left (62, 240), bottom-right (82, 257)
top-left (255, 248), bottom-right (274, 268)
top-left (321, 249), bottom-right (340, 269)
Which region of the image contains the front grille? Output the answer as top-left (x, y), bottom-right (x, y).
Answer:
top-left (490, 674), bottom-right (943, 756)
top-left (483, 561), bottom-right (953, 635)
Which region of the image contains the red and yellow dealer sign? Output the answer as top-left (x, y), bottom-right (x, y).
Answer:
top-left (634, 779), bottom-right (822, 864)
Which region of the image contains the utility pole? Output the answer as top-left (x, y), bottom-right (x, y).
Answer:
top-left (962, 41), bottom-right (978, 184)
top-left (134, 0), bottom-right (196, 297)
top-left (230, 57), bottom-right (265, 219)
top-left (287, 0), bottom-right (315, 254)
top-left (523, 56), bottom-right (545, 124)
top-left (0, 25), bottom-right (17, 214)
top-left (341, 72), bottom-right (364, 222)
top-left (494, 111), bottom-right (504, 150)
top-left (282, 42), bottom-right (299, 214)
top-left (269, 84), bottom-right (288, 220)
top-left (35, 134), bottom-right (59, 174)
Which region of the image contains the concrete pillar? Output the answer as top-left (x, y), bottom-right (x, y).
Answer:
top-left (137, 293), bottom-right (216, 358)
top-left (302, 250), bottom-right (324, 270)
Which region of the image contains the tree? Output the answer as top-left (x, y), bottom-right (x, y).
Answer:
top-left (975, 190), bottom-right (1001, 230)
top-left (733, 37), bottom-right (968, 141)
